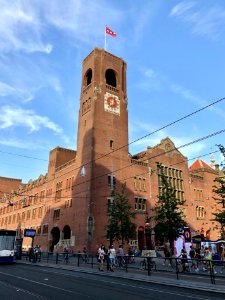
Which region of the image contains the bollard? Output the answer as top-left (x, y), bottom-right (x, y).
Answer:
top-left (77, 253), bottom-right (80, 267)
top-left (175, 257), bottom-right (179, 280)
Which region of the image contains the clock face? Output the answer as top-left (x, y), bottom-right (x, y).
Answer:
top-left (104, 92), bottom-right (120, 115)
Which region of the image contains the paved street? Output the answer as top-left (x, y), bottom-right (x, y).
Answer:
top-left (0, 263), bottom-right (225, 300)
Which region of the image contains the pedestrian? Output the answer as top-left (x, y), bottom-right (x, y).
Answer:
top-left (116, 245), bottom-right (125, 268)
top-left (220, 245), bottom-right (225, 274)
top-left (108, 244), bottom-right (116, 272)
top-left (64, 247), bottom-right (69, 264)
top-left (29, 247), bottom-right (35, 263)
top-left (163, 240), bottom-right (171, 266)
top-left (179, 249), bottom-right (189, 272)
top-left (203, 246), bottom-right (216, 274)
top-left (38, 245), bottom-right (42, 262)
top-left (98, 245), bottom-right (105, 271)
top-left (34, 245), bottom-right (39, 262)
top-left (189, 246), bottom-right (199, 272)
top-left (82, 246), bottom-right (88, 263)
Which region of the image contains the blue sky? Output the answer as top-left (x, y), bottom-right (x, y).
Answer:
top-left (0, 0), bottom-right (225, 183)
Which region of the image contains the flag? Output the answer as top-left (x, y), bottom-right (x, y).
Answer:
top-left (106, 26), bottom-right (117, 37)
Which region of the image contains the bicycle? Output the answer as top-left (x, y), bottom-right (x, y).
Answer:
top-left (139, 257), bottom-right (156, 270)
top-left (115, 256), bottom-right (126, 269)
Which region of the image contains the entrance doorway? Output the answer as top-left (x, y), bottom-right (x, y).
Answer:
top-left (50, 227), bottom-right (60, 252)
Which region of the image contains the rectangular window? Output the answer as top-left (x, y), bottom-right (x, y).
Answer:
top-left (36, 226), bottom-right (42, 235)
top-left (55, 182), bottom-right (62, 202)
top-left (38, 207), bottom-right (43, 218)
top-left (17, 213), bottom-right (21, 222)
top-left (134, 177), bottom-right (137, 190)
top-left (138, 177), bottom-right (142, 191)
top-left (196, 206), bottom-right (205, 219)
top-left (108, 175), bottom-right (116, 188)
top-left (157, 164), bottom-right (185, 200)
top-left (107, 197), bottom-right (114, 213)
top-left (134, 197), bottom-right (146, 212)
top-left (22, 212), bottom-right (25, 221)
top-left (110, 140), bottom-right (114, 150)
top-left (27, 210), bottom-right (31, 220)
top-left (29, 196), bottom-right (33, 206)
top-left (34, 193), bottom-right (38, 205)
top-left (142, 178), bottom-right (146, 191)
top-left (32, 208), bottom-right (37, 219)
top-left (40, 190), bottom-right (45, 202)
top-left (42, 224), bottom-right (49, 235)
top-left (72, 176), bottom-right (75, 190)
top-left (53, 209), bottom-right (60, 220)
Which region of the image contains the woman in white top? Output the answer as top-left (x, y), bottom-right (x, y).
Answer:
top-left (98, 245), bottom-right (105, 271)
top-left (108, 244), bottom-right (116, 272)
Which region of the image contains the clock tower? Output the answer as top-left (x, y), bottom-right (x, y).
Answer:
top-left (76, 48), bottom-right (129, 249)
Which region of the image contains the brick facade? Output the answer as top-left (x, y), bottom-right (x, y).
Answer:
top-left (0, 48), bottom-right (221, 253)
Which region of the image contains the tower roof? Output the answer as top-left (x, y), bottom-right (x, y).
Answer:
top-left (189, 159), bottom-right (213, 171)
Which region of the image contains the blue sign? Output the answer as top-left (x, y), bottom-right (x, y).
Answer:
top-left (24, 229), bottom-right (36, 237)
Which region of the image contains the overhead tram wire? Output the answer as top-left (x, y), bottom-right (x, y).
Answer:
top-left (76, 96), bottom-right (225, 170)
top-left (3, 127), bottom-right (224, 203)
top-left (59, 127), bottom-right (225, 193)
top-left (0, 149), bottom-right (220, 202)
top-left (0, 96), bottom-right (224, 176)
top-left (0, 150), bottom-right (47, 161)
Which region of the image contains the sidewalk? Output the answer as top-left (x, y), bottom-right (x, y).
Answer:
top-left (16, 259), bottom-right (225, 294)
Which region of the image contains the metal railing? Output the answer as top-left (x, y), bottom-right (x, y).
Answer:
top-left (20, 253), bottom-right (225, 285)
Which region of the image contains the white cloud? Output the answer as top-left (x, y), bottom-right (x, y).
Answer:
top-left (0, 137), bottom-right (45, 150)
top-left (40, 0), bottom-right (123, 45)
top-left (170, 1), bottom-right (195, 17)
top-left (0, 0), bottom-right (53, 54)
top-left (0, 106), bottom-right (62, 134)
top-left (169, 1), bottom-right (225, 40)
top-left (170, 83), bottom-right (225, 118)
top-left (170, 83), bottom-right (206, 106)
top-left (136, 67), bottom-right (166, 92)
top-left (0, 81), bottom-right (16, 96)
top-left (130, 126), bottom-right (206, 159)
top-left (0, 80), bottom-right (35, 102)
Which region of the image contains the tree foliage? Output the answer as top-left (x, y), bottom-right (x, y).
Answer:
top-left (153, 165), bottom-right (187, 246)
top-left (106, 185), bottom-right (136, 246)
top-left (212, 144), bottom-right (225, 237)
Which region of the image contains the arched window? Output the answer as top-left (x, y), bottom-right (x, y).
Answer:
top-left (50, 226), bottom-right (60, 252)
top-left (85, 69), bottom-right (92, 86)
top-left (105, 69), bottom-right (117, 87)
top-left (63, 225), bottom-right (71, 240)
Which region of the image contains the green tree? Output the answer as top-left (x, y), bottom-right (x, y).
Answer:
top-left (212, 144), bottom-right (225, 238)
top-left (106, 185), bottom-right (136, 246)
top-left (153, 165), bottom-right (187, 249)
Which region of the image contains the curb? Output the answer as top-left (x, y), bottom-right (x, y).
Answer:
top-left (17, 261), bottom-right (225, 294)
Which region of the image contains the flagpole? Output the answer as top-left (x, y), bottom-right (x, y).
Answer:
top-left (104, 26), bottom-right (107, 51)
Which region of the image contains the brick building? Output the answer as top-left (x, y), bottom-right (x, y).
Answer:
top-left (0, 48), bottom-right (221, 252)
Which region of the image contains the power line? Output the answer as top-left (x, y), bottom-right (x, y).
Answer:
top-left (0, 149), bottom-right (220, 210)
top-left (0, 150), bottom-right (47, 161)
top-left (0, 96), bottom-right (224, 170)
top-left (1, 126), bottom-right (223, 204)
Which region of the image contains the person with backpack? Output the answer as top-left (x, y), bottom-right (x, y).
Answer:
top-left (189, 246), bottom-right (199, 272)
